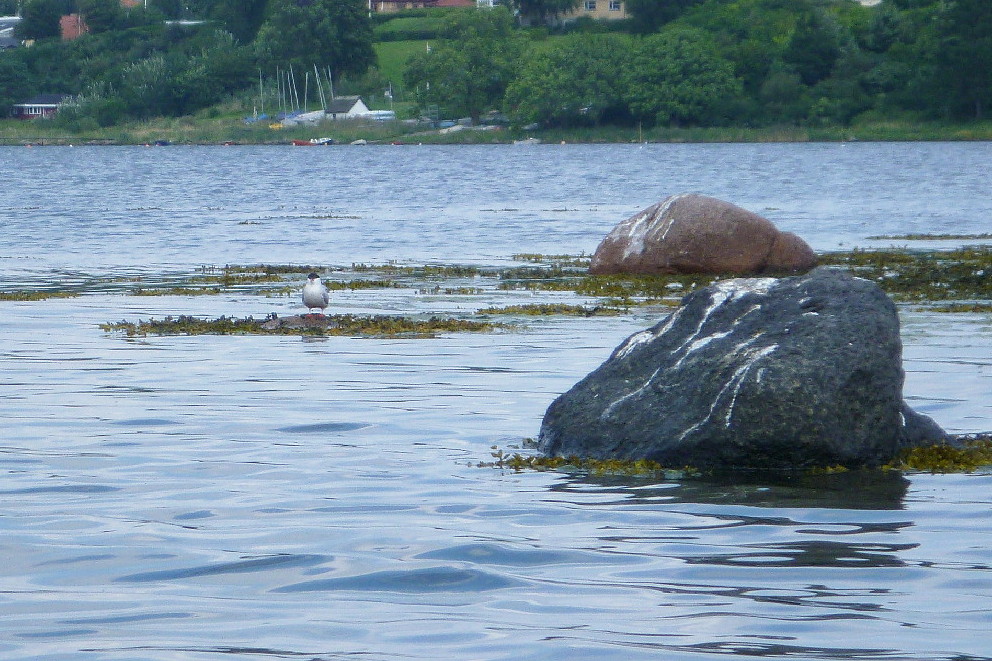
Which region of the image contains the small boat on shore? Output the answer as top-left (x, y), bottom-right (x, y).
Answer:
top-left (291, 137), bottom-right (335, 146)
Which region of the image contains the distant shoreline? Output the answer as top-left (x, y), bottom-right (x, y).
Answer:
top-left (3, 117), bottom-right (992, 147)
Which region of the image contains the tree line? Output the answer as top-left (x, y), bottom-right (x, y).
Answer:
top-left (406, 0), bottom-right (992, 128)
top-left (1, 0), bottom-right (990, 130)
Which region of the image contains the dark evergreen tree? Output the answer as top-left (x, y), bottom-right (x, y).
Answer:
top-left (930, 0), bottom-right (992, 119)
top-left (783, 10), bottom-right (842, 86)
top-left (208, 0), bottom-right (268, 43)
top-left (0, 56), bottom-right (32, 113)
top-left (625, 0), bottom-right (704, 34)
top-left (77, 0), bottom-right (123, 33)
top-left (15, 0), bottom-right (69, 40)
top-left (148, 0), bottom-right (183, 19)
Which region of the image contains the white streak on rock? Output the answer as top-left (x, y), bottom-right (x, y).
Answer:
top-left (614, 329), bottom-right (655, 360)
top-left (668, 280), bottom-right (773, 362)
top-left (675, 336), bottom-right (777, 440)
top-left (652, 193), bottom-right (689, 244)
top-left (671, 303), bottom-right (763, 369)
top-left (671, 330), bottom-right (732, 369)
top-left (712, 277), bottom-right (779, 299)
top-left (723, 344), bottom-right (778, 427)
top-left (600, 366), bottom-right (665, 421)
top-left (619, 193), bottom-right (691, 261)
top-left (614, 307), bottom-right (685, 360)
top-left (620, 210), bottom-right (653, 260)
top-left (607, 277), bottom-right (780, 428)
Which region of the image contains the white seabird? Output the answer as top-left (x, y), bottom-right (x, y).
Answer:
top-left (302, 272), bottom-right (330, 315)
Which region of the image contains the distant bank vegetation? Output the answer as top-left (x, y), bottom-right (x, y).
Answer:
top-left (1, 0), bottom-right (991, 139)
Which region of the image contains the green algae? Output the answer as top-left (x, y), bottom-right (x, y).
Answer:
top-left (887, 437), bottom-right (992, 473)
top-left (133, 286), bottom-right (224, 296)
top-left (482, 440), bottom-right (992, 478)
top-left (481, 447), bottom-right (697, 478)
top-left (927, 302), bottom-right (992, 314)
top-left (101, 314), bottom-right (501, 338)
top-left (819, 246), bottom-right (992, 302)
top-left (477, 303), bottom-right (622, 316)
top-left (351, 263), bottom-right (483, 278)
top-left (867, 233), bottom-right (992, 241)
top-left (1, 291), bottom-right (80, 301)
top-left (511, 253), bottom-right (591, 268)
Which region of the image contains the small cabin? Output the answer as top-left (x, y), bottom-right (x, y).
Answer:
top-left (12, 94), bottom-right (71, 120)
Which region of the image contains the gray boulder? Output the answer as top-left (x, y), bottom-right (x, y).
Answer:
top-left (538, 267), bottom-right (947, 470)
top-left (589, 193), bottom-right (817, 276)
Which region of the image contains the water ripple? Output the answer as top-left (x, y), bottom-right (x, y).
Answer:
top-left (274, 566), bottom-right (521, 593)
top-left (117, 554), bottom-right (329, 582)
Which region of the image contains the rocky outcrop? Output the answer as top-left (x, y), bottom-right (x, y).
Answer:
top-left (589, 193), bottom-right (817, 276)
top-left (538, 267), bottom-right (947, 470)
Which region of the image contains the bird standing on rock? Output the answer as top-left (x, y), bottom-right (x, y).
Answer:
top-left (302, 272), bottom-right (329, 316)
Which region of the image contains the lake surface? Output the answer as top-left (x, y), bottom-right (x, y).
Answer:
top-left (1, 143), bottom-right (990, 660)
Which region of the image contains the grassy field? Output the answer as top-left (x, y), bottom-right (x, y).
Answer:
top-left (374, 40), bottom-right (429, 99)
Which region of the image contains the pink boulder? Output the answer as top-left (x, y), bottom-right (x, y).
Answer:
top-left (589, 194), bottom-right (817, 275)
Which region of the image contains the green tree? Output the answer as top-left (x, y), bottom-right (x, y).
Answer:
top-left (404, 7), bottom-right (523, 123)
top-left (0, 56), bottom-right (32, 113)
top-left (174, 31), bottom-right (255, 114)
top-left (513, 0), bottom-right (578, 26)
top-left (255, 0), bottom-right (375, 85)
top-left (679, 0), bottom-right (803, 96)
top-left (148, 0), bottom-right (183, 19)
top-left (929, 0), bottom-right (992, 119)
top-left (625, 0), bottom-right (704, 33)
top-left (624, 27), bottom-right (743, 126)
top-left (15, 0), bottom-right (69, 40)
top-left (504, 33), bottom-right (631, 127)
top-left (118, 53), bottom-right (177, 117)
top-left (77, 0), bottom-right (123, 33)
top-left (782, 9), bottom-right (842, 86)
top-left (206, 0), bottom-right (268, 43)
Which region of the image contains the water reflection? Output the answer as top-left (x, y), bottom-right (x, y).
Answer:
top-left (554, 469), bottom-right (910, 509)
top-left (685, 539), bottom-right (915, 568)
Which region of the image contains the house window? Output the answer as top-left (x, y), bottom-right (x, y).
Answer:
top-left (584, 0), bottom-right (596, 10)
top-left (609, 0), bottom-right (621, 10)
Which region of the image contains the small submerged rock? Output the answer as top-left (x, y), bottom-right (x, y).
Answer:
top-left (538, 267), bottom-right (948, 470)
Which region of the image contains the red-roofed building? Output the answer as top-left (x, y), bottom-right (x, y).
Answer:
top-left (60, 13), bottom-right (88, 40)
top-left (371, 0), bottom-right (438, 11)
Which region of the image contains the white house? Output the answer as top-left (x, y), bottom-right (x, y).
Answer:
top-left (326, 96), bottom-right (371, 120)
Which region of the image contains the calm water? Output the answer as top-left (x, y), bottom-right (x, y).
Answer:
top-left (1, 143), bottom-right (991, 660)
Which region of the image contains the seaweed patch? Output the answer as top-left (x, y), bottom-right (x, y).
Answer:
top-left (481, 446), bottom-right (698, 477)
top-left (101, 314), bottom-right (503, 338)
top-left (886, 437), bottom-right (992, 473)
